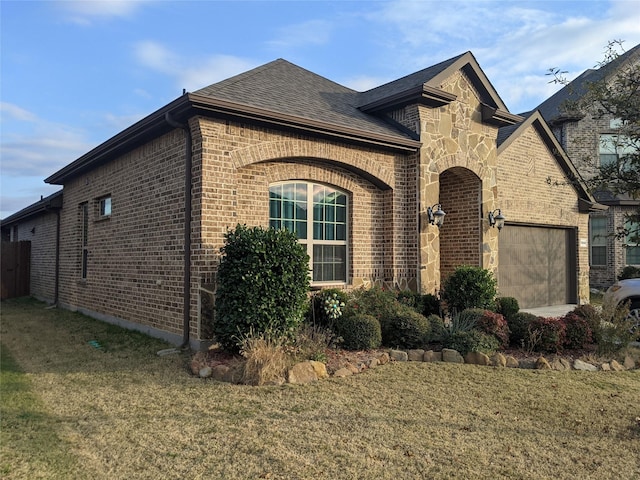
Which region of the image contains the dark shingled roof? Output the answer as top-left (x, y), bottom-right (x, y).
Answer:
top-left (195, 58), bottom-right (415, 142)
top-left (536, 43), bottom-right (640, 124)
top-left (1, 190), bottom-right (63, 225)
top-left (497, 110), bottom-right (535, 147)
top-left (356, 52), bottom-right (467, 107)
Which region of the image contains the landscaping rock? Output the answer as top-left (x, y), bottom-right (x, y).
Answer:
top-left (408, 349), bottom-right (425, 362)
top-left (423, 350), bottom-right (442, 362)
top-left (624, 355), bottom-right (636, 370)
top-left (601, 363), bottom-right (611, 371)
top-left (288, 362), bottom-right (318, 384)
top-left (535, 356), bottom-right (551, 370)
top-left (610, 360), bottom-right (624, 371)
top-left (550, 357), bottom-right (571, 371)
top-left (390, 350), bottom-right (408, 362)
top-left (333, 367), bottom-right (353, 378)
top-left (222, 364), bottom-right (244, 384)
top-left (199, 366), bottom-right (212, 378)
top-left (490, 353), bottom-right (506, 367)
top-left (505, 356), bottom-right (519, 368)
top-left (378, 352), bottom-right (390, 365)
top-left (309, 360), bottom-right (328, 379)
top-left (574, 359), bottom-right (597, 371)
top-left (368, 357), bottom-right (379, 369)
top-left (346, 362), bottom-right (360, 374)
top-left (464, 351), bottom-right (491, 366)
top-left (442, 348), bottom-right (464, 364)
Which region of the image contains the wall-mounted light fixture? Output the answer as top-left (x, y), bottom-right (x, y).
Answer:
top-left (427, 204), bottom-right (446, 228)
top-left (488, 209), bottom-right (506, 231)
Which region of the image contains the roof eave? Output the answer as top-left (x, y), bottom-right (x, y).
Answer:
top-left (1, 190), bottom-right (63, 226)
top-left (358, 85), bottom-right (457, 113)
top-left (481, 104), bottom-right (524, 127)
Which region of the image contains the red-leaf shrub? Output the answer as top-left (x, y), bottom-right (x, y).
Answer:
top-left (475, 310), bottom-right (510, 348)
top-left (561, 313), bottom-right (593, 349)
top-left (528, 317), bottom-right (566, 353)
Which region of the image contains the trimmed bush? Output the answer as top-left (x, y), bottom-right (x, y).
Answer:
top-left (421, 293), bottom-right (441, 317)
top-left (495, 297), bottom-right (520, 321)
top-left (344, 285), bottom-right (406, 328)
top-left (427, 314), bottom-right (447, 343)
top-left (336, 314), bottom-right (382, 351)
top-left (507, 312), bottom-right (538, 347)
top-left (561, 313), bottom-right (592, 349)
top-left (475, 310), bottom-right (510, 348)
top-left (445, 330), bottom-right (500, 356)
top-left (214, 224), bottom-right (310, 351)
top-left (571, 304), bottom-right (602, 344)
top-left (442, 266), bottom-right (497, 313)
top-left (383, 309), bottom-right (431, 349)
top-left (527, 317), bottom-right (566, 353)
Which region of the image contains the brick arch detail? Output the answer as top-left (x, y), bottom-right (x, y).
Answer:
top-left (230, 140), bottom-right (395, 189)
top-left (263, 161), bottom-right (361, 195)
top-left (435, 154), bottom-right (488, 180)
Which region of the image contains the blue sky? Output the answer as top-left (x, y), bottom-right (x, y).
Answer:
top-left (1, 0), bottom-right (640, 219)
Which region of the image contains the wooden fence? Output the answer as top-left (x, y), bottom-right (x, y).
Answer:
top-left (1, 241), bottom-right (31, 300)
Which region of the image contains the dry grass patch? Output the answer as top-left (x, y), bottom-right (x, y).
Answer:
top-left (1, 298), bottom-right (639, 479)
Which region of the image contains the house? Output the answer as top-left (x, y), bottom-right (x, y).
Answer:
top-left (535, 43), bottom-right (640, 288)
top-left (3, 51), bottom-right (601, 348)
top-left (1, 190), bottom-right (63, 303)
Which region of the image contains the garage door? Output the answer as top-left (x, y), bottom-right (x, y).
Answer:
top-left (498, 225), bottom-right (576, 308)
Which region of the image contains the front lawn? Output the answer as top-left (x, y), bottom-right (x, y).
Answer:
top-left (1, 298), bottom-right (639, 479)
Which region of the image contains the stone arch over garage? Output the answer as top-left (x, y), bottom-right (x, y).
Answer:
top-left (438, 167), bottom-right (483, 281)
top-left (230, 139), bottom-right (395, 190)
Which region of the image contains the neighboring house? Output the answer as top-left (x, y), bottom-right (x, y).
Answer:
top-left (3, 51), bottom-right (601, 348)
top-left (1, 190), bottom-right (63, 303)
top-left (536, 43), bottom-right (640, 289)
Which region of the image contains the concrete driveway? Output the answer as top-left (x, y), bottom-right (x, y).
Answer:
top-left (520, 304), bottom-right (577, 317)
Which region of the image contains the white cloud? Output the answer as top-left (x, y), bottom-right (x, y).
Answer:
top-left (133, 41), bottom-right (257, 91)
top-left (341, 75), bottom-right (389, 92)
top-left (1, 185), bottom-right (63, 219)
top-left (1, 102), bottom-right (38, 122)
top-left (0, 106), bottom-right (94, 178)
top-left (56, 0), bottom-right (151, 25)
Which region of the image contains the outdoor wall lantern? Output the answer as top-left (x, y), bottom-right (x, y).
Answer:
top-left (488, 209), bottom-right (506, 231)
top-left (427, 204), bottom-right (446, 228)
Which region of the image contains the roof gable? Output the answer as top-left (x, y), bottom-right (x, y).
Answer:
top-left (537, 43), bottom-right (640, 124)
top-left (497, 111), bottom-right (601, 211)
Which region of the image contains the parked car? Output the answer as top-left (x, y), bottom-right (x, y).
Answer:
top-left (604, 278), bottom-right (640, 334)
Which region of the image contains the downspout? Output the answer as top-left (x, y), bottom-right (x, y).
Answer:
top-left (165, 111), bottom-right (193, 350)
top-left (54, 209), bottom-right (60, 304)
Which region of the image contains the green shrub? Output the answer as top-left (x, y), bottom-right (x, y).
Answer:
top-left (396, 290), bottom-right (423, 312)
top-left (344, 285), bottom-right (404, 326)
top-left (309, 288), bottom-right (349, 329)
top-left (527, 317), bottom-right (566, 353)
top-left (426, 314), bottom-right (447, 343)
top-left (214, 224), bottom-right (310, 351)
top-left (507, 312), bottom-right (538, 347)
top-left (571, 304), bottom-right (602, 344)
top-left (447, 310), bottom-right (480, 338)
top-left (336, 314), bottom-right (382, 351)
top-left (618, 265), bottom-right (640, 280)
top-left (442, 266), bottom-right (497, 313)
top-left (445, 330), bottom-right (500, 356)
top-left (598, 297), bottom-right (635, 354)
top-left (475, 310), bottom-right (510, 348)
top-left (495, 297), bottom-right (520, 321)
top-left (561, 313), bottom-right (593, 349)
top-left (421, 293), bottom-right (441, 317)
top-left (382, 309), bottom-right (431, 349)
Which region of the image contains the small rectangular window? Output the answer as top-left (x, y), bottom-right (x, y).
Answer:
top-left (590, 217), bottom-right (607, 266)
top-left (81, 203), bottom-right (89, 279)
top-left (99, 196), bottom-right (112, 217)
top-left (626, 220), bottom-right (640, 266)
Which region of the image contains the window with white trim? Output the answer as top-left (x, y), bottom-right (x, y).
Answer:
top-left (589, 216), bottom-right (607, 266)
top-left (269, 182), bottom-right (347, 283)
top-left (99, 196), bottom-right (112, 217)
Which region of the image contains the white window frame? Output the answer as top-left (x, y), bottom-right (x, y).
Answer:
top-left (99, 196), bottom-right (112, 218)
top-left (269, 182), bottom-right (348, 285)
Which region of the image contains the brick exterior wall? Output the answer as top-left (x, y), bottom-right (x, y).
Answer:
top-left (12, 211), bottom-right (58, 303)
top-left (48, 64), bottom-right (594, 346)
top-left (497, 125), bottom-right (590, 303)
top-left (554, 112), bottom-right (638, 288)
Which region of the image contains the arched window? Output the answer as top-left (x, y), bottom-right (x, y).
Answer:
top-left (269, 182), bottom-right (347, 283)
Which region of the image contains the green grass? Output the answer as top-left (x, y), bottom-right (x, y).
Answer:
top-left (1, 297), bottom-right (639, 479)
